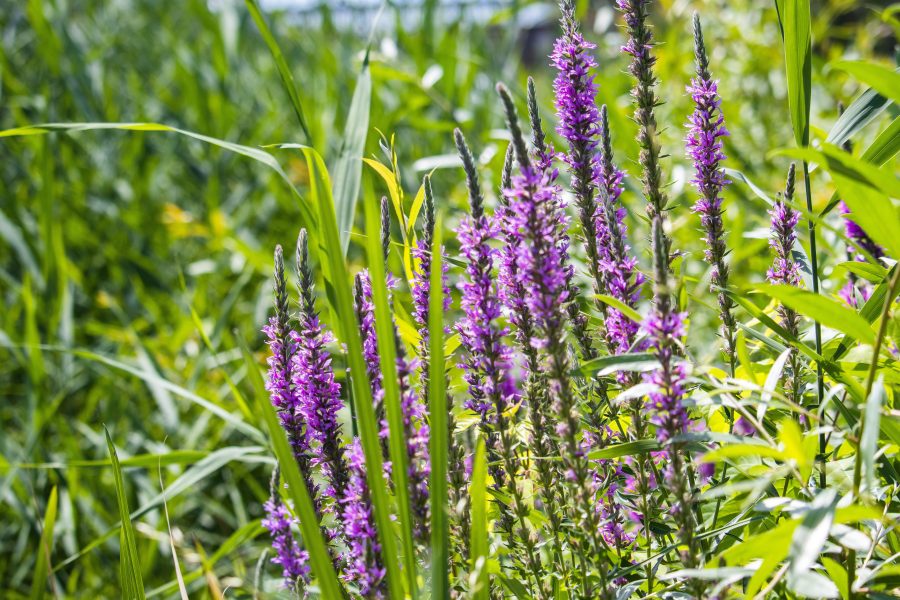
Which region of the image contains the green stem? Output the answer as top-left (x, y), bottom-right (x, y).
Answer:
top-left (802, 161), bottom-right (826, 490)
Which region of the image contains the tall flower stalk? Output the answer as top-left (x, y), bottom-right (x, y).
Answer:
top-left (768, 164), bottom-right (804, 405)
top-left (454, 128), bottom-right (549, 595)
top-left (686, 14), bottom-right (736, 371)
top-left (497, 83), bottom-right (610, 597)
top-left (551, 0), bottom-right (606, 311)
top-left (342, 439), bottom-right (387, 598)
top-left (294, 230), bottom-right (350, 516)
top-left (619, 0), bottom-right (673, 293)
top-left (645, 217), bottom-right (703, 595)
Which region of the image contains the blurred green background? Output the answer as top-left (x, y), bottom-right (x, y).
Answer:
top-left (1, 0), bottom-right (897, 596)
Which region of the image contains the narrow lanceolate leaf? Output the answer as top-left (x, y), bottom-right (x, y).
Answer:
top-left (861, 116), bottom-right (900, 166)
top-left (300, 147), bottom-right (404, 599)
top-left (579, 352), bottom-right (658, 378)
top-left (244, 0), bottom-right (312, 141)
top-left (105, 429), bottom-right (146, 599)
top-left (788, 489), bottom-right (838, 579)
top-left (827, 170), bottom-right (900, 260)
top-left (363, 180), bottom-right (417, 596)
top-left (774, 145), bottom-right (900, 200)
top-left (428, 215), bottom-right (449, 600)
top-left (586, 439), bottom-right (661, 460)
top-left (470, 436), bottom-right (489, 600)
top-left (29, 486), bottom-right (57, 600)
top-left (257, 386), bottom-right (344, 598)
top-left (755, 284), bottom-right (875, 344)
top-left (825, 80), bottom-right (892, 148)
top-left (860, 377), bottom-right (885, 497)
top-left (832, 61), bottom-right (900, 104)
top-left (332, 56), bottom-right (372, 256)
top-left (776, 0), bottom-right (812, 146)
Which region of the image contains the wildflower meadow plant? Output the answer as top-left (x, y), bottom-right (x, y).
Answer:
top-left (252, 1), bottom-right (900, 598)
top-left (8, 0), bottom-right (896, 599)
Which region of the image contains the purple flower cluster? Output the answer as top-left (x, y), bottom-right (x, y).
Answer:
top-left (341, 439), bottom-right (387, 598)
top-left (686, 80), bottom-right (729, 223)
top-left (456, 212), bottom-right (519, 418)
top-left (411, 240), bottom-right (450, 334)
top-left (767, 200), bottom-right (801, 288)
top-left (644, 310), bottom-right (690, 443)
top-left (262, 496), bottom-right (310, 587)
top-left (263, 316), bottom-right (309, 463)
top-left (838, 201), bottom-right (883, 307)
top-left (292, 311), bottom-right (348, 506)
top-left (501, 163), bottom-right (572, 346)
top-left (551, 26), bottom-right (600, 179)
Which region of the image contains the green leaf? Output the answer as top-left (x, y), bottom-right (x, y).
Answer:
top-left (822, 557), bottom-right (850, 600)
top-left (773, 144), bottom-right (900, 200)
top-left (778, 0), bottom-right (812, 146)
top-left (105, 429), bottom-right (146, 599)
top-left (788, 489), bottom-right (838, 579)
top-left (29, 486), bottom-right (57, 600)
top-left (428, 215), bottom-right (449, 600)
top-left (832, 60), bottom-right (900, 104)
top-left (332, 58), bottom-right (371, 256)
top-left (470, 436), bottom-right (489, 600)
top-left (300, 146), bottom-right (404, 599)
top-left (586, 439), bottom-right (661, 460)
top-left (723, 168), bottom-right (775, 205)
top-left (755, 284), bottom-right (875, 344)
top-left (835, 176), bottom-right (900, 260)
top-left (825, 79), bottom-right (893, 147)
top-left (578, 352), bottom-right (658, 378)
top-left (860, 116), bottom-right (900, 166)
top-left (363, 176), bottom-right (417, 595)
top-left (594, 294), bottom-right (642, 324)
top-left (860, 377), bottom-right (885, 497)
top-left (257, 380), bottom-right (344, 598)
top-left (244, 0), bottom-right (312, 141)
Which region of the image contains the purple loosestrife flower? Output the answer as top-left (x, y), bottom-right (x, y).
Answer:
top-left (341, 439), bottom-right (387, 598)
top-left (551, 1), bottom-right (608, 304)
top-left (768, 165), bottom-right (805, 404)
top-left (497, 84), bottom-right (612, 594)
top-left (686, 14), bottom-right (737, 368)
top-left (838, 201), bottom-right (883, 308)
top-left (597, 106), bottom-right (645, 361)
top-left (263, 246), bottom-right (313, 486)
top-left (263, 475), bottom-right (310, 589)
top-left (294, 231), bottom-right (350, 515)
top-left (644, 216), bottom-right (703, 584)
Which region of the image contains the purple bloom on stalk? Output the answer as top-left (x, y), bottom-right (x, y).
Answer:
top-left (263, 495), bottom-right (310, 588)
top-left (294, 231), bottom-right (349, 510)
top-left (686, 14), bottom-right (736, 367)
top-left (767, 198), bottom-right (801, 288)
top-left (456, 204), bottom-right (519, 418)
top-left (644, 309), bottom-right (690, 443)
top-left (341, 439), bottom-right (387, 598)
top-left (597, 106), bottom-right (645, 359)
top-left (838, 201), bottom-right (883, 308)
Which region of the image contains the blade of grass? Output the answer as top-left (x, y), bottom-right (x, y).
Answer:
top-left (158, 465), bottom-right (189, 600)
top-left (777, 0), bottom-right (812, 147)
top-left (332, 56), bottom-right (372, 256)
top-left (105, 428), bottom-right (146, 599)
top-left (427, 213), bottom-right (449, 600)
top-left (29, 486), bottom-right (57, 600)
top-left (300, 146), bottom-right (404, 599)
top-left (470, 435), bottom-right (489, 600)
top-left (244, 0), bottom-right (312, 142)
top-left (364, 182), bottom-right (417, 596)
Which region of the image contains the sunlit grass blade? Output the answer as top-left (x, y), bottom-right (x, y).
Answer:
top-left (364, 185), bottom-right (417, 596)
top-left (300, 146), bottom-right (404, 599)
top-left (776, 0), bottom-right (811, 147)
top-left (427, 213), bottom-right (449, 600)
top-left (244, 0), bottom-right (312, 142)
top-left (256, 379), bottom-right (344, 597)
top-left (105, 428), bottom-right (146, 599)
top-left (753, 284), bottom-right (875, 344)
top-left (332, 56), bottom-right (371, 256)
top-left (825, 79), bottom-right (892, 147)
top-left (831, 61), bottom-right (900, 104)
top-left (470, 435), bottom-right (489, 600)
top-left (158, 466), bottom-right (189, 600)
top-left (29, 486), bottom-right (57, 600)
